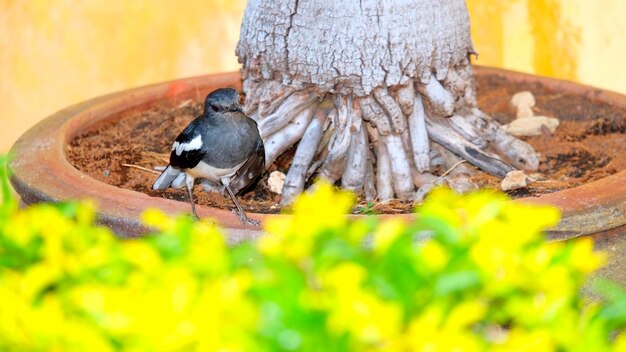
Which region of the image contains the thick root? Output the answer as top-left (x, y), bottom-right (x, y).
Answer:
top-left (374, 133), bottom-right (395, 201)
top-left (280, 108), bottom-right (326, 205)
top-left (257, 91), bottom-right (316, 138)
top-left (264, 105), bottom-right (317, 166)
top-left (469, 108), bottom-right (539, 171)
top-left (319, 97), bottom-right (358, 182)
top-left (418, 74), bottom-right (455, 117)
top-left (239, 61), bottom-right (540, 207)
top-left (363, 149), bottom-right (377, 202)
top-left (382, 134), bottom-right (415, 200)
top-left (407, 95), bottom-right (430, 172)
top-left (393, 81), bottom-right (416, 116)
top-left (448, 114), bottom-right (487, 149)
top-left (341, 119), bottom-right (368, 192)
top-left (360, 96), bottom-right (393, 135)
top-left (374, 87), bottom-right (406, 132)
top-left (425, 113), bottom-right (514, 178)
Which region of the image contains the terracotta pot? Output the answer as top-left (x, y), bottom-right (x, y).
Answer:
top-left (9, 67), bottom-right (626, 241)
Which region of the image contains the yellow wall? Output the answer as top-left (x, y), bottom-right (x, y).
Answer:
top-left (466, 0), bottom-right (626, 91)
top-left (0, 0), bottom-right (247, 152)
top-left (2, 0), bottom-right (626, 152)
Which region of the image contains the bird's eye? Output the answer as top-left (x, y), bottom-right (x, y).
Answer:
top-left (210, 104), bottom-right (219, 112)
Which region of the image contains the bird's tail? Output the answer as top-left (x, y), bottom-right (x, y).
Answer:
top-left (152, 165), bottom-right (182, 190)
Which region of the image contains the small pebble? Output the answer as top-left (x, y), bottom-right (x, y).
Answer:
top-left (510, 91), bottom-right (536, 119)
top-left (445, 174), bottom-right (477, 194)
top-left (268, 171), bottom-right (286, 194)
top-left (503, 116), bottom-right (560, 137)
top-left (501, 170), bottom-right (530, 191)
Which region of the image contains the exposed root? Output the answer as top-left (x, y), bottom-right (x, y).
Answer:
top-left (469, 108), bottom-right (539, 171)
top-left (400, 130), bottom-right (419, 188)
top-left (428, 147), bottom-right (447, 172)
top-left (382, 133), bottom-right (415, 200)
top-left (448, 114), bottom-right (487, 149)
top-left (363, 149), bottom-right (377, 202)
top-left (413, 180), bottom-right (440, 204)
top-left (393, 81), bottom-right (416, 116)
top-left (433, 144), bottom-right (473, 177)
top-left (240, 63), bottom-right (540, 208)
top-left (373, 132), bottom-right (395, 201)
top-left (418, 74), bottom-right (455, 117)
top-left (414, 172), bottom-right (438, 188)
top-left (341, 118), bottom-right (368, 192)
top-left (319, 97), bottom-right (357, 182)
top-left (407, 95), bottom-right (430, 172)
top-left (280, 108), bottom-right (326, 205)
top-left (413, 170), bottom-right (474, 204)
top-left (425, 113), bottom-right (514, 178)
top-left (360, 96), bottom-right (393, 135)
top-left (257, 91), bottom-right (317, 138)
top-left (264, 105), bottom-right (317, 166)
top-left (306, 108), bottom-right (336, 178)
top-left (374, 87), bottom-right (406, 132)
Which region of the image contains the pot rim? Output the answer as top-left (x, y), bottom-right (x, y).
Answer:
top-left (9, 67), bottom-right (626, 239)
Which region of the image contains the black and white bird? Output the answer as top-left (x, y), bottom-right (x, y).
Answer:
top-left (152, 88), bottom-right (265, 225)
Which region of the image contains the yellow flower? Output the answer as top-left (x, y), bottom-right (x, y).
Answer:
top-left (494, 328), bottom-right (555, 352)
top-left (445, 300), bottom-right (487, 330)
top-left (372, 219), bottom-right (406, 255)
top-left (568, 237), bottom-right (606, 274)
top-left (260, 181), bottom-right (354, 261)
top-left (290, 181), bottom-right (354, 235)
top-left (141, 208), bottom-right (176, 232)
top-left (420, 240), bottom-right (450, 272)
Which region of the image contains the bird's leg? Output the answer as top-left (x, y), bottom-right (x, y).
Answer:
top-left (185, 174), bottom-right (199, 220)
top-left (224, 184), bottom-right (259, 227)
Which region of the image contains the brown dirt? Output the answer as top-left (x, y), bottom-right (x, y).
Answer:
top-left (66, 74), bottom-right (626, 214)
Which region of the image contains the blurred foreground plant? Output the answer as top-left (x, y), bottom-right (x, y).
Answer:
top-left (0, 156), bottom-right (625, 351)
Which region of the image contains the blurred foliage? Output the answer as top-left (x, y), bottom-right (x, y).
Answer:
top-left (1, 156), bottom-right (625, 351)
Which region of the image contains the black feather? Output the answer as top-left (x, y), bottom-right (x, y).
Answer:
top-left (169, 118), bottom-right (208, 170)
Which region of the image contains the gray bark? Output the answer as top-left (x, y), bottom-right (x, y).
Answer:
top-left (237, 0), bottom-right (473, 97)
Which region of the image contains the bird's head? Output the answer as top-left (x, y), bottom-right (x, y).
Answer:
top-left (204, 88), bottom-right (243, 115)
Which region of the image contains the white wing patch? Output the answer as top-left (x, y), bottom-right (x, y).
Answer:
top-left (186, 160), bottom-right (245, 182)
top-left (172, 135), bottom-right (203, 156)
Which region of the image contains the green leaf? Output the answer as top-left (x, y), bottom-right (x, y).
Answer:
top-left (434, 270), bottom-right (481, 297)
top-left (0, 154), bottom-right (15, 208)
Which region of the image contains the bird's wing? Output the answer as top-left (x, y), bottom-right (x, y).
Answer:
top-left (229, 138), bottom-right (265, 195)
top-left (169, 120), bottom-right (207, 170)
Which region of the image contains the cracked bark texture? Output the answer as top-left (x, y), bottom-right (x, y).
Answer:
top-left (236, 0), bottom-right (539, 204)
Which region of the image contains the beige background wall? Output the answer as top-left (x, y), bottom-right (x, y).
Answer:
top-left (1, 0), bottom-right (625, 152)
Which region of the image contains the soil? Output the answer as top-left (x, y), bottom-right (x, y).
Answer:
top-left (67, 74), bottom-right (626, 214)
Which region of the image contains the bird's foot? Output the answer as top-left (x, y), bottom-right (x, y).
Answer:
top-left (231, 209), bottom-right (260, 227)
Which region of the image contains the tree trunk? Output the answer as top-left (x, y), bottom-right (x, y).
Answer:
top-left (237, 0), bottom-right (539, 204)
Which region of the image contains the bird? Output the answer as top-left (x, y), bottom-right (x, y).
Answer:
top-left (152, 88), bottom-right (265, 226)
